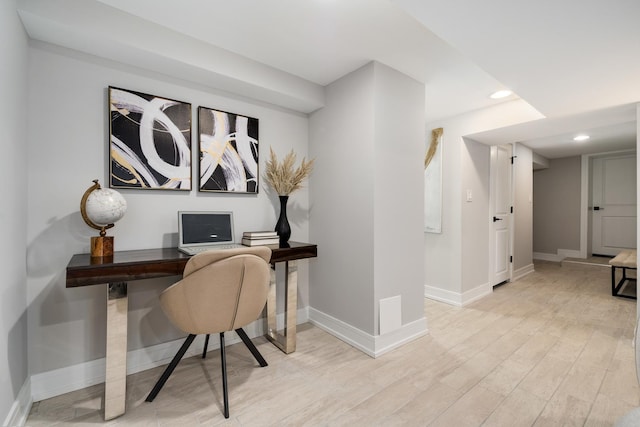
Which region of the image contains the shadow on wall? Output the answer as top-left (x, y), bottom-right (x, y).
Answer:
top-left (26, 211), bottom-right (188, 360)
top-left (4, 307), bottom-right (27, 399)
top-left (26, 211), bottom-right (108, 327)
top-left (27, 212), bottom-right (93, 279)
top-left (265, 194), bottom-right (308, 232)
top-left (26, 212), bottom-right (108, 366)
top-left (134, 277), bottom-right (185, 350)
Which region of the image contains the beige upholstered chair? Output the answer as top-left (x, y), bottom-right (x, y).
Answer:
top-left (146, 246), bottom-right (272, 418)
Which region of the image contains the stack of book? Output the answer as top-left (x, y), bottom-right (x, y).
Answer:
top-left (241, 231), bottom-right (280, 246)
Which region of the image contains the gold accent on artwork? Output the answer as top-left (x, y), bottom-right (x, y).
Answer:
top-left (111, 148), bottom-right (144, 186)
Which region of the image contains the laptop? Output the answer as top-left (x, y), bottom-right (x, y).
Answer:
top-left (177, 211), bottom-right (243, 255)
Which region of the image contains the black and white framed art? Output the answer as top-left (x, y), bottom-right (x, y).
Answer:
top-left (198, 106), bottom-right (259, 193)
top-left (109, 86), bottom-right (192, 190)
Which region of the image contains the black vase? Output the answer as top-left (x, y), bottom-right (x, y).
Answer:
top-left (275, 195), bottom-right (291, 244)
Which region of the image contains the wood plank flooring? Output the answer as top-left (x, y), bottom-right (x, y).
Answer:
top-left (26, 260), bottom-right (639, 426)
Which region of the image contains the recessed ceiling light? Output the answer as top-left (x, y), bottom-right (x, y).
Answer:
top-left (489, 90), bottom-right (513, 99)
top-left (573, 134), bottom-right (590, 141)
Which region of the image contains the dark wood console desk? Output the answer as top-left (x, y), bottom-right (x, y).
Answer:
top-left (66, 242), bottom-right (317, 420)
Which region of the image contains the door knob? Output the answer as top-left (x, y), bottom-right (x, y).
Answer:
top-left (493, 216), bottom-right (503, 222)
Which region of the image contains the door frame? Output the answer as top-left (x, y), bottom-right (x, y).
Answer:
top-left (579, 149), bottom-right (636, 258)
top-left (489, 143), bottom-right (514, 286)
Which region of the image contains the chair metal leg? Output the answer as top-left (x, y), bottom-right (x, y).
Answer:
top-left (202, 334), bottom-right (210, 359)
top-left (219, 332), bottom-right (229, 418)
top-left (146, 334), bottom-right (196, 402)
top-left (235, 328), bottom-right (268, 367)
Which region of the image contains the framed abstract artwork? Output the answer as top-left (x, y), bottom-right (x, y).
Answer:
top-left (424, 127), bottom-right (443, 233)
top-left (109, 86), bottom-right (192, 190)
top-left (198, 106), bottom-right (259, 193)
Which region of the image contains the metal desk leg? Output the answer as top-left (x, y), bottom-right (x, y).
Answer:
top-left (267, 268), bottom-right (277, 343)
top-left (105, 282), bottom-right (128, 420)
top-left (266, 261), bottom-right (298, 354)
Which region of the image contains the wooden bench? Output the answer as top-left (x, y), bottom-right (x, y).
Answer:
top-left (609, 249), bottom-right (637, 299)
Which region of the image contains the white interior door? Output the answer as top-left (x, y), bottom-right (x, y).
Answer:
top-left (591, 153), bottom-right (637, 256)
top-left (490, 144), bottom-right (512, 285)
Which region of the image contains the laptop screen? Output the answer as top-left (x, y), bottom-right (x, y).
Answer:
top-left (178, 211), bottom-right (235, 247)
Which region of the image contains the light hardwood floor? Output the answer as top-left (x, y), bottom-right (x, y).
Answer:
top-left (26, 260), bottom-right (639, 426)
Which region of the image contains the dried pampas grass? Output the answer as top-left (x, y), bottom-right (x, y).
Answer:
top-left (264, 147), bottom-right (314, 196)
top-left (425, 127), bottom-right (443, 169)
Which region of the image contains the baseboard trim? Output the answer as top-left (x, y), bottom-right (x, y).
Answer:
top-left (30, 307), bottom-right (309, 403)
top-left (533, 252), bottom-right (564, 262)
top-left (307, 308), bottom-right (427, 358)
top-left (533, 249), bottom-right (582, 263)
top-left (424, 282), bottom-right (492, 307)
top-left (2, 379), bottom-right (32, 427)
top-left (374, 317), bottom-right (428, 357)
top-left (462, 282), bottom-right (493, 306)
top-left (424, 285), bottom-right (462, 306)
top-left (513, 263), bottom-right (535, 281)
top-left (2, 378), bottom-right (33, 427)
top-left (558, 248), bottom-right (582, 259)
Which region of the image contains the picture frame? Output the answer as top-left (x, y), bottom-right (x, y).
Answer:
top-left (424, 127), bottom-right (443, 233)
top-left (198, 106), bottom-right (259, 193)
top-left (109, 86), bottom-right (192, 190)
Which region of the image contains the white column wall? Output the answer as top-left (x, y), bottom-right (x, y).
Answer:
top-left (0, 1), bottom-right (30, 424)
top-left (26, 42), bottom-right (311, 377)
top-left (309, 61), bottom-right (426, 338)
top-left (372, 63), bottom-right (426, 329)
top-left (308, 63), bottom-right (376, 333)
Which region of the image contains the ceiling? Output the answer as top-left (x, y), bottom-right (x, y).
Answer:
top-left (17, 0), bottom-right (640, 159)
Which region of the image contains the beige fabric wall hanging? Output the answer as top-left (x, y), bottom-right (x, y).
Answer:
top-left (424, 127), bottom-right (443, 233)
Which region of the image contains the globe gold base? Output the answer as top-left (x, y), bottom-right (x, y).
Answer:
top-left (91, 236), bottom-right (114, 258)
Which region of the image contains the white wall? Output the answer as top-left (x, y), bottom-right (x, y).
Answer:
top-left (25, 42), bottom-right (311, 379)
top-left (461, 138), bottom-right (490, 294)
top-left (308, 63), bottom-right (376, 333)
top-left (533, 152), bottom-right (550, 170)
top-left (308, 61), bottom-right (426, 352)
top-left (513, 143), bottom-right (533, 273)
top-left (533, 156), bottom-right (582, 255)
top-left (425, 99), bottom-right (542, 304)
top-left (372, 63), bottom-right (426, 328)
top-left (0, 1), bottom-right (30, 425)
top-left (16, 0), bottom-right (325, 114)
top-left (424, 125), bottom-right (463, 295)
top-left (637, 103), bottom-right (640, 320)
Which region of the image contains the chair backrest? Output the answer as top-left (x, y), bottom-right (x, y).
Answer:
top-left (160, 246), bottom-right (272, 335)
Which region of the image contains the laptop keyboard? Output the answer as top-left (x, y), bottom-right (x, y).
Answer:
top-left (183, 244), bottom-right (244, 255)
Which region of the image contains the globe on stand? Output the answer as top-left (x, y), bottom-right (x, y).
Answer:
top-left (80, 179), bottom-right (127, 258)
